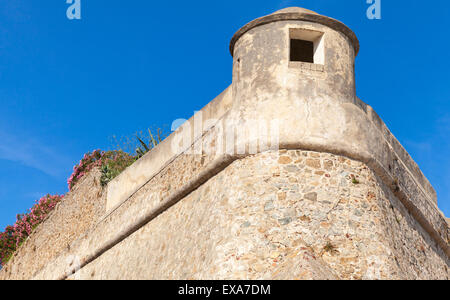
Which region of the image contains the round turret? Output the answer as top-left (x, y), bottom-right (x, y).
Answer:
top-left (230, 7), bottom-right (359, 111)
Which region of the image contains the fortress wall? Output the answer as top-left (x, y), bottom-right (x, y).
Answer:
top-left (1, 8), bottom-right (449, 279)
top-left (32, 116), bottom-right (237, 280)
top-left (0, 85), bottom-right (447, 279)
top-left (0, 168), bottom-right (106, 280)
top-left (67, 150), bottom-right (449, 280)
top-left (0, 83), bottom-right (448, 279)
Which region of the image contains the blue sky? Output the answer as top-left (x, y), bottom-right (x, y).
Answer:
top-left (0, 0), bottom-right (449, 230)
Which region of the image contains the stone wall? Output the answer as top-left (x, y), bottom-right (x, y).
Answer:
top-left (0, 168), bottom-right (106, 280)
top-left (0, 144), bottom-right (448, 279)
top-left (67, 151), bottom-right (448, 280)
top-left (0, 99), bottom-right (448, 279)
top-left (2, 148), bottom-right (445, 279)
top-left (0, 87), bottom-right (448, 280)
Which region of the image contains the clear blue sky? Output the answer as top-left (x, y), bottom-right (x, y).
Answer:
top-left (0, 0), bottom-right (449, 230)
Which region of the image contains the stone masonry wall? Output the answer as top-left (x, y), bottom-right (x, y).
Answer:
top-left (0, 168), bottom-right (106, 280)
top-left (68, 151), bottom-right (449, 280)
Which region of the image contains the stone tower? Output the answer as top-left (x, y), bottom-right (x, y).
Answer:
top-left (231, 7), bottom-right (358, 115)
top-left (1, 7), bottom-right (448, 280)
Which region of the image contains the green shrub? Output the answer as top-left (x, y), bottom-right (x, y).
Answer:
top-left (100, 151), bottom-right (136, 186)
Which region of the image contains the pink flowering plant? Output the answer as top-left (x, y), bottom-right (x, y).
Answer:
top-left (67, 150), bottom-right (103, 191)
top-left (67, 150), bottom-right (136, 191)
top-left (0, 194), bottom-right (63, 266)
top-left (0, 129), bottom-right (163, 267)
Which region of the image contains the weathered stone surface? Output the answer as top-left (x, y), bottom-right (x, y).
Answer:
top-left (66, 151), bottom-right (449, 280)
top-left (0, 168), bottom-right (106, 280)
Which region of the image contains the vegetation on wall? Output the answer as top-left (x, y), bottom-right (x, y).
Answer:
top-left (99, 151), bottom-right (137, 187)
top-left (67, 150), bottom-right (104, 191)
top-left (111, 128), bottom-right (164, 157)
top-left (67, 150), bottom-right (136, 190)
top-left (0, 129), bottom-right (165, 267)
top-left (0, 194), bottom-right (64, 266)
